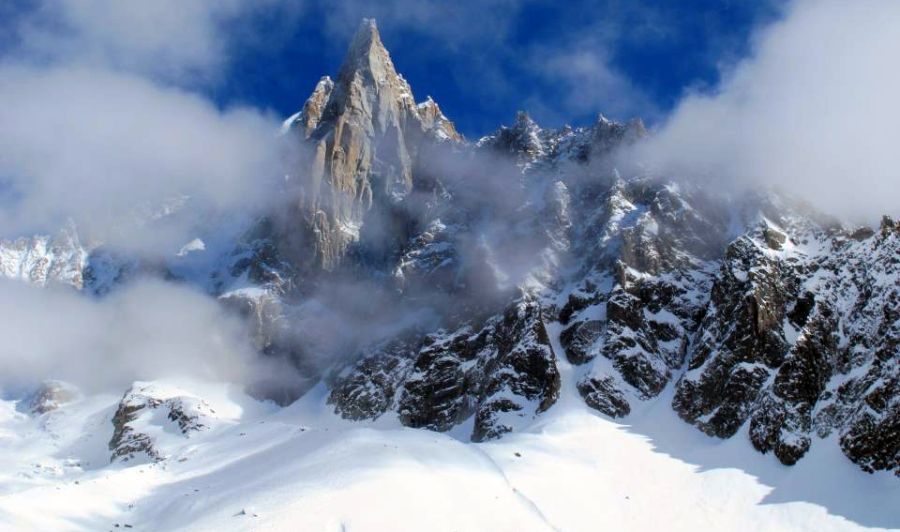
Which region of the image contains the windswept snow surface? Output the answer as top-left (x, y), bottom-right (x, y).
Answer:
top-left (0, 375), bottom-right (897, 532)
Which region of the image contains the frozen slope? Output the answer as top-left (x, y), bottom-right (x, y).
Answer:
top-left (0, 372), bottom-right (897, 532)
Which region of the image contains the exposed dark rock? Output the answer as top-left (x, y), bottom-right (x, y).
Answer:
top-left (329, 340), bottom-right (417, 421)
top-left (560, 319), bottom-right (603, 364)
top-left (368, 298), bottom-right (562, 441)
top-left (849, 226), bottom-right (875, 241)
top-left (671, 216), bottom-right (900, 473)
top-left (673, 230), bottom-right (800, 439)
top-left (578, 376), bottom-right (631, 418)
top-left (558, 290), bottom-right (600, 325)
top-left (879, 215), bottom-right (898, 237)
top-left (763, 226), bottom-right (787, 250)
top-left (397, 327), bottom-right (483, 432)
top-left (473, 301), bottom-right (561, 441)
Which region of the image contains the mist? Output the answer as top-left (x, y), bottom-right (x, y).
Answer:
top-left (0, 278), bottom-right (300, 395)
top-left (0, 2), bottom-right (319, 399)
top-left (0, 64), bottom-right (288, 256)
top-left (632, 0), bottom-right (900, 222)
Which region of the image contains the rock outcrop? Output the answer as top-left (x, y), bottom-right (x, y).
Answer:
top-left (674, 215), bottom-right (900, 475)
top-left (109, 383), bottom-right (215, 463)
top-left (328, 297), bottom-right (560, 441)
top-left (22, 380), bottom-right (79, 415)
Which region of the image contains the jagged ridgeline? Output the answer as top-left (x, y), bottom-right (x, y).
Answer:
top-left (274, 19), bottom-right (898, 475)
top-left (3, 19), bottom-right (896, 476)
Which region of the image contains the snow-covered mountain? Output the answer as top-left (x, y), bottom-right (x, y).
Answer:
top-left (0, 18), bottom-right (897, 531)
top-left (0, 222), bottom-right (88, 288)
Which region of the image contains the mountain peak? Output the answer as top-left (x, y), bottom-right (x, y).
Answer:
top-left (354, 17), bottom-right (380, 44)
top-left (349, 18), bottom-right (381, 55)
top-left (337, 18), bottom-right (396, 84)
top-left (417, 96), bottom-right (461, 141)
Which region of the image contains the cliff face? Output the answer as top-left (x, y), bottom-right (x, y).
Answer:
top-left (262, 20), bottom-right (900, 475)
top-left (280, 19), bottom-right (459, 273)
top-left (675, 216), bottom-right (900, 472)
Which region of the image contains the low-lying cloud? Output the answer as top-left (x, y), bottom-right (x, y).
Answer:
top-left (0, 0), bottom-right (301, 257)
top-left (0, 2), bottom-right (306, 398)
top-left (633, 0), bottom-right (900, 221)
top-left (0, 64), bottom-right (285, 254)
top-left (0, 278), bottom-right (299, 394)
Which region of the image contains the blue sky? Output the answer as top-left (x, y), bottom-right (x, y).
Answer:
top-left (213, 1), bottom-right (782, 137)
top-left (0, 0), bottom-right (781, 138)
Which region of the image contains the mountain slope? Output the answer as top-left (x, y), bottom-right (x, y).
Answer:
top-left (1, 377), bottom-right (897, 531)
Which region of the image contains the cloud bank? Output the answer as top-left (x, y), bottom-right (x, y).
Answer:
top-left (0, 1), bottom-right (294, 256)
top-left (0, 65), bottom-right (284, 252)
top-left (0, 2), bottom-right (301, 396)
top-left (0, 279), bottom-right (297, 394)
top-left (635, 0), bottom-right (900, 220)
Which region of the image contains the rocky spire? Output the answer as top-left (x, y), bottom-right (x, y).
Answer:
top-left (417, 96), bottom-right (461, 142)
top-left (282, 76), bottom-right (334, 138)
top-left (282, 19), bottom-right (459, 272)
top-left (478, 111), bottom-right (546, 163)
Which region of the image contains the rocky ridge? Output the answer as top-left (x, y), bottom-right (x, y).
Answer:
top-left (281, 20), bottom-right (897, 475)
top-left (2, 19), bottom-right (896, 478)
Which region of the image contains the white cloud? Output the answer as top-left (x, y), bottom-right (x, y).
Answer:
top-left (0, 278), bottom-right (297, 393)
top-left (527, 42), bottom-right (656, 124)
top-left (0, 2), bottom-right (311, 396)
top-left (0, 64), bottom-right (285, 253)
top-left (635, 0), bottom-right (900, 220)
top-left (17, 0), bottom-right (272, 82)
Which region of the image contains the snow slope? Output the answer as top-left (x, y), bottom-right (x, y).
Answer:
top-left (0, 373), bottom-right (896, 532)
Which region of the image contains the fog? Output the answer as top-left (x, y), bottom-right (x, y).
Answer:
top-left (0, 278), bottom-right (299, 394)
top-left (633, 0), bottom-right (900, 221)
top-left (0, 2), bottom-right (301, 396)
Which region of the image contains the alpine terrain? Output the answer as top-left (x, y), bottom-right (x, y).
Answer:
top-left (0, 18), bottom-right (897, 532)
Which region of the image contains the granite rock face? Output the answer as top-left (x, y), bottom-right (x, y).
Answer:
top-left (280, 19), bottom-right (460, 273)
top-left (673, 215), bottom-right (900, 474)
top-left (282, 76), bottom-right (334, 139)
top-left (416, 96), bottom-right (462, 142)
